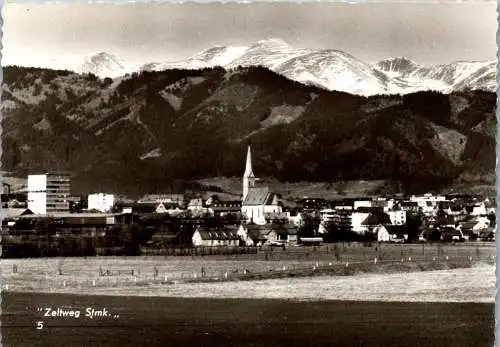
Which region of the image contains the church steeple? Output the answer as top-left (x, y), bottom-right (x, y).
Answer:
top-left (243, 145), bottom-right (256, 201)
top-left (244, 145), bottom-right (254, 178)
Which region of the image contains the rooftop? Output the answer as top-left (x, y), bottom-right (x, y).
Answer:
top-left (243, 187), bottom-right (275, 206)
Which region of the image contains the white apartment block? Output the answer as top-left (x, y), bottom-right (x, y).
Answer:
top-left (88, 193), bottom-right (115, 213)
top-left (27, 173), bottom-right (71, 214)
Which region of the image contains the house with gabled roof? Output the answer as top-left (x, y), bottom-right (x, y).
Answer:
top-left (237, 222), bottom-right (298, 246)
top-left (1, 208), bottom-right (33, 224)
top-left (351, 210), bottom-right (392, 234)
top-left (373, 225), bottom-right (390, 242)
top-left (155, 202), bottom-right (184, 215)
top-left (192, 226), bottom-right (240, 247)
top-left (237, 224), bottom-right (270, 246)
top-left (457, 216), bottom-right (491, 240)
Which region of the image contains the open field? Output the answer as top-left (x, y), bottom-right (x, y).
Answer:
top-left (1, 245), bottom-right (495, 346)
top-left (2, 293), bottom-right (494, 347)
top-left (0, 243), bottom-right (495, 301)
top-left (5, 262), bottom-right (493, 303)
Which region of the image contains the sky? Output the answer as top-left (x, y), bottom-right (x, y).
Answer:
top-left (2, 1), bottom-right (498, 69)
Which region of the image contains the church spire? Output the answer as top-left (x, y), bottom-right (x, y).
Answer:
top-left (244, 145), bottom-right (254, 178)
top-left (242, 145), bottom-right (256, 201)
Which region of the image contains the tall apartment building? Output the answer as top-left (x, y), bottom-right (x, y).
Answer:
top-left (27, 173), bottom-right (71, 214)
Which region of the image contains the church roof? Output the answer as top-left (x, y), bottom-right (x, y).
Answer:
top-left (243, 187), bottom-right (275, 206)
top-left (361, 212), bottom-right (392, 226)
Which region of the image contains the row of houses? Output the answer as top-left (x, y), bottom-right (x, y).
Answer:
top-left (6, 148), bottom-right (494, 251)
top-left (192, 223), bottom-right (298, 247)
top-left (298, 194), bottom-right (495, 217)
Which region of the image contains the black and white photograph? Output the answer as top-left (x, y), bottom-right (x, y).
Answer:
top-left (0, 1), bottom-right (497, 346)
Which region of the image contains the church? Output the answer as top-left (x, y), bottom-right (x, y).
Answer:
top-left (241, 146), bottom-right (282, 225)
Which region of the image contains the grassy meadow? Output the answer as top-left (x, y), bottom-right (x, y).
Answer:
top-left (0, 243), bottom-right (495, 295)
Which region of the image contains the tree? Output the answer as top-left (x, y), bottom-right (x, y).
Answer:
top-left (487, 212), bottom-right (496, 228)
top-left (321, 220), bottom-right (339, 243)
top-left (103, 77), bottom-right (113, 87)
top-left (122, 225), bottom-right (142, 256)
top-left (298, 212), bottom-right (320, 239)
top-left (405, 211), bottom-right (424, 241)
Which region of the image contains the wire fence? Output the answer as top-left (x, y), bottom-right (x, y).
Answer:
top-left (1, 246), bottom-right (495, 292)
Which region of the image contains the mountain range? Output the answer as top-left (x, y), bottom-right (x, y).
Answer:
top-left (74, 38), bottom-right (496, 96)
top-left (1, 64), bottom-right (495, 197)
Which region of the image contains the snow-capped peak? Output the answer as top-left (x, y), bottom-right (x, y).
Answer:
top-left (80, 52), bottom-right (127, 78)
top-left (375, 57), bottom-right (421, 74)
top-left (250, 38), bottom-right (291, 51)
top-left (76, 39), bottom-right (495, 95)
top-left (191, 45), bottom-right (248, 67)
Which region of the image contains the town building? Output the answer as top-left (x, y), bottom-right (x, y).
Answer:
top-left (209, 201), bottom-right (242, 217)
top-left (298, 198), bottom-right (329, 211)
top-left (242, 187), bottom-right (282, 225)
top-left (192, 226), bottom-right (240, 247)
top-left (410, 194), bottom-right (446, 215)
top-left (88, 193), bottom-right (115, 213)
top-left (187, 198), bottom-right (209, 216)
top-left (373, 224), bottom-right (408, 242)
top-left (237, 223), bottom-right (298, 246)
top-left (137, 194), bottom-right (185, 207)
top-left (27, 173), bottom-right (71, 214)
top-left (353, 199), bottom-right (372, 210)
top-left (387, 210), bottom-right (407, 225)
top-left (155, 202), bottom-right (184, 215)
top-left (373, 225), bottom-right (390, 242)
